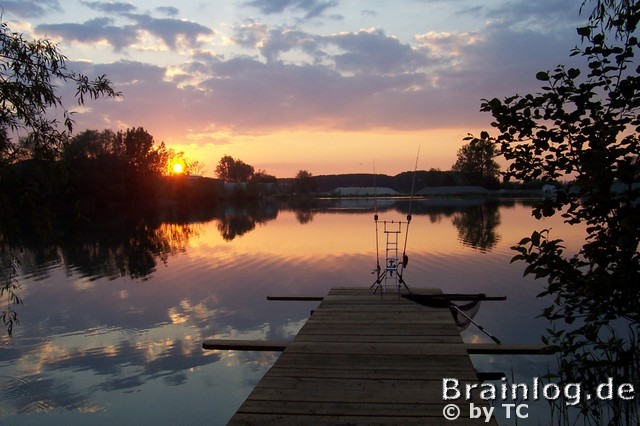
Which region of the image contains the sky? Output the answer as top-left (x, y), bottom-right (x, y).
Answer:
top-left (2, 0), bottom-right (588, 177)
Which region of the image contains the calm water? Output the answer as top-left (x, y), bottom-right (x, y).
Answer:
top-left (0, 198), bottom-right (589, 425)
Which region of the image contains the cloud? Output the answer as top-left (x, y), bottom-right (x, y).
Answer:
top-left (231, 20), bottom-right (269, 49)
top-left (36, 18), bottom-right (138, 51)
top-left (0, 0), bottom-right (60, 18)
top-left (67, 60), bottom-right (214, 140)
top-left (61, 0), bottom-right (587, 145)
top-left (245, 0), bottom-right (339, 19)
top-left (80, 0), bottom-right (137, 14)
top-left (124, 14), bottom-right (214, 50)
top-left (156, 6), bottom-right (180, 17)
top-left (233, 25), bottom-right (433, 74)
top-left (327, 29), bottom-right (431, 75)
top-left (254, 27), bottom-right (321, 63)
top-left (163, 52), bottom-right (461, 133)
top-left (482, 0), bottom-right (582, 31)
top-left (36, 14), bottom-right (213, 52)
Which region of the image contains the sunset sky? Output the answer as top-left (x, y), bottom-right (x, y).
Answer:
top-left (3, 0), bottom-right (586, 177)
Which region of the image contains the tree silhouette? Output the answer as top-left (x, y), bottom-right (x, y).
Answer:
top-left (451, 202), bottom-right (501, 252)
top-left (62, 128), bottom-right (170, 209)
top-left (114, 127), bottom-right (169, 176)
top-left (0, 19), bottom-right (119, 164)
top-left (293, 170), bottom-right (316, 194)
top-left (451, 133), bottom-right (500, 188)
top-left (1, 19), bottom-right (117, 337)
top-left (477, 1), bottom-right (640, 422)
top-left (215, 155), bottom-right (254, 182)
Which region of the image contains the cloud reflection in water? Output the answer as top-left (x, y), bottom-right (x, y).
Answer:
top-left (1, 199), bottom-right (582, 424)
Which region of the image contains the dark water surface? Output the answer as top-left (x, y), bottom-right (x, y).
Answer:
top-left (1, 198), bottom-right (589, 424)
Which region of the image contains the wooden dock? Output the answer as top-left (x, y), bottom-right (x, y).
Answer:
top-left (216, 287), bottom-right (498, 424)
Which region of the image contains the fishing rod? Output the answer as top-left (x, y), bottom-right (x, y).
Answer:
top-left (406, 145), bottom-right (421, 224)
top-left (450, 304), bottom-right (501, 344)
top-left (371, 148), bottom-right (420, 294)
top-left (398, 145), bottom-right (420, 281)
top-left (372, 160), bottom-right (381, 279)
top-left (403, 294), bottom-right (502, 344)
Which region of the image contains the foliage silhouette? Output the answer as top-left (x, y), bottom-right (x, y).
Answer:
top-left (1, 20), bottom-right (118, 337)
top-left (452, 133), bottom-right (501, 189)
top-left (451, 201), bottom-right (502, 252)
top-left (476, 1), bottom-right (640, 422)
top-left (292, 170), bottom-right (317, 194)
top-left (0, 251), bottom-right (21, 337)
top-left (216, 202), bottom-right (279, 241)
top-left (0, 19), bottom-right (119, 164)
top-left (215, 155), bottom-right (255, 183)
top-left (62, 128), bottom-right (173, 213)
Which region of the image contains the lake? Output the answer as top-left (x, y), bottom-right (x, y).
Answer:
top-left (0, 197), bottom-right (605, 424)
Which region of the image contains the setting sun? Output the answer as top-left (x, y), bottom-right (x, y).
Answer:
top-left (172, 162), bottom-right (184, 174)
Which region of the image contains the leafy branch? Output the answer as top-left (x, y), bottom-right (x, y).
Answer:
top-left (471, 1), bottom-right (640, 422)
top-left (1, 19), bottom-right (120, 162)
top-left (1, 255), bottom-right (22, 337)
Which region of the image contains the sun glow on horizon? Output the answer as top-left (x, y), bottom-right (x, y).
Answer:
top-left (165, 128), bottom-right (475, 179)
top-left (172, 162), bottom-right (185, 174)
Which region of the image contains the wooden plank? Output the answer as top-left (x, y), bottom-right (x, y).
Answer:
top-left (267, 296), bottom-right (324, 301)
top-left (317, 298), bottom-right (416, 305)
top-left (251, 376), bottom-right (478, 396)
top-left (466, 343), bottom-right (559, 355)
top-left (446, 295), bottom-right (506, 301)
top-left (310, 309), bottom-right (445, 317)
top-left (264, 366), bottom-right (480, 381)
top-left (293, 334), bottom-right (463, 343)
top-left (233, 400), bottom-right (491, 422)
top-left (284, 341), bottom-right (469, 356)
top-left (266, 353), bottom-right (477, 372)
top-left (230, 413), bottom-right (488, 425)
top-left (202, 339), bottom-right (288, 351)
top-left (303, 316), bottom-right (455, 325)
top-left (405, 294), bottom-right (507, 302)
top-left (315, 304), bottom-right (434, 312)
top-left (246, 383), bottom-right (441, 404)
top-left (328, 287), bottom-right (440, 294)
top-left (235, 401), bottom-right (449, 417)
top-left (202, 341), bottom-right (557, 355)
top-left (226, 287), bottom-right (497, 424)
top-left (201, 335), bottom-right (465, 351)
top-left (298, 323), bottom-right (461, 336)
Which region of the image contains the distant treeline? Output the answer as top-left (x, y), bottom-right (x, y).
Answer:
top-left (310, 170), bottom-right (462, 193)
top-left (0, 128), bottom-right (222, 231)
top-left (0, 126), bottom-right (558, 233)
top-left (303, 170), bottom-right (554, 194)
top-left (0, 158), bottom-right (551, 230)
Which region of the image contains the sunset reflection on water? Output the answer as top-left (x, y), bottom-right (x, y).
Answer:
top-left (0, 198), bottom-right (585, 425)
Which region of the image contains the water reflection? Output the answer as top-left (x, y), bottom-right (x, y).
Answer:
top-left (0, 198), bottom-right (524, 339)
top-left (0, 251), bottom-right (21, 337)
top-left (507, 193), bottom-right (640, 424)
top-left (217, 203), bottom-right (278, 241)
top-left (547, 323), bottom-right (639, 424)
top-left (2, 197), bottom-right (614, 425)
top-left (62, 221), bottom-right (199, 280)
top-left (3, 219), bottom-right (199, 282)
top-left (452, 200), bottom-right (501, 252)
top-left (0, 323), bottom-right (222, 416)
